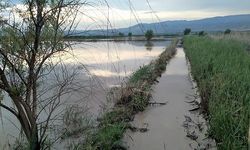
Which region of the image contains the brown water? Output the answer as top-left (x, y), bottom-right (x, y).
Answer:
top-left (123, 48), bottom-right (217, 150)
top-left (0, 40), bottom-right (171, 149)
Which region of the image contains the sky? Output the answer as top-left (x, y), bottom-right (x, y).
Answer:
top-left (6, 0), bottom-right (250, 30)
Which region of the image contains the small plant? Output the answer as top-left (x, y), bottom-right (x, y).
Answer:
top-left (184, 28), bottom-right (191, 35)
top-left (87, 123), bottom-right (127, 149)
top-left (145, 30), bottom-right (154, 41)
top-left (129, 65), bottom-right (152, 84)
top-left (224, 29), bottom-right (231, 34)
top-left (62, 105), bottom-right (93, 139)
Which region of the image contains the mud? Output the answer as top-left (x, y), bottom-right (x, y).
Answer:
top-left (123, 48), bottom-right (216, 150)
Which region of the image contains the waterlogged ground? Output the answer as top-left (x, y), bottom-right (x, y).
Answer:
top-left (0, 40), bottom-right (171, 149)
top-left (123, 48), bottom-right (216, 149)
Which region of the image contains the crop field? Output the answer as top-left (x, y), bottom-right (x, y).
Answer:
top-left (184, 35), bottom-right (250, 149)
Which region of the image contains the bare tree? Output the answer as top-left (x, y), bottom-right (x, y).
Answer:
top-left (0, 0), bottom-right (90, 149)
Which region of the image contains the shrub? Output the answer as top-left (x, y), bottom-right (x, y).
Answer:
top-left (198, 31), bottom-right (205, 36)
top-left (224, 29), bottom-right (231, 34)
top-left (128, 32), bottom-right (132, 37)
top-left (118, 32), bottom-right (124, 36)
top-left (145, 30), bottom-right (154, 41)
top-left (184, 28), bottom-right (191, 35)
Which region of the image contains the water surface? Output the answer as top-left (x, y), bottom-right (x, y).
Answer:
top-left (0, 40), bottom-right (171, 149)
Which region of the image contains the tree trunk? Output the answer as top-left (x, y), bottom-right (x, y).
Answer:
top-left (8, 93), bottom-right (40, 149)
top-left (29, 128), bottom-right (40, 150)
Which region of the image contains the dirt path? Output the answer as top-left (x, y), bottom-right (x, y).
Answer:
top-left (123, 48), bottom-right (216, 150)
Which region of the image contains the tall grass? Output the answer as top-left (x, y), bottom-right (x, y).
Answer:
top-left (209, 31), bottom-right (250, 44)
top-left (184, 36), bottom-right (250, 150)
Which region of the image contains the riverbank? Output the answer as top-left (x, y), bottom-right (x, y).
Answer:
top-left (82, 40), bottom-right (178, 149)
top-left (184, 36), bottom-right (249, 149)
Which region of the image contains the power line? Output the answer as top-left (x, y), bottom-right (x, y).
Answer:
top-left (146, 0), bottom-right (167, 34)
top-left (128, 0), bottom-right (145, 33)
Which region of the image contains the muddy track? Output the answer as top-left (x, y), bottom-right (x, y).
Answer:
top-left (123, 47), bottom-right (216, 150)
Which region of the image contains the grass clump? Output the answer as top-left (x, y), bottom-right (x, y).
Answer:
top-left (84, 123), bottom-right (127, 150)
top-left (83, 40), bottom-right (177, 150)
top-left (128, 65), bottom-right (153, 84)
top-left (184, 36), bottom-right (250, 150)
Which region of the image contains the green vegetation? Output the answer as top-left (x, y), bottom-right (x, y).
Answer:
top-left (118, 32), bottom-right (125, 37)
top-left (145, 30), bottom-right (154, 40)
top-left (84, 122), bottom-right (127, 149)
top-left (128, 32), bottom-right (132, 37)
top-left (83, 40), bottom-right (177, 149)
top-left (64, 34), bottom-right (180, 41)
top-left (184, 36), bottom-right (250, 150)
top-left (198, 31), bottom-right (205, 36)
top-left (0, 0), bottom-right (82, 148)
top-left (184, 28), bottom-right (191, 35)
top-left (224, 29), bottom-right (231, 34)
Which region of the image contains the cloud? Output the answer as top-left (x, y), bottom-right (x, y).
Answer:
top-left (72, 0), bottom-right (250, 29)
top-left (75, 4), bottom-right (250, 30)
top-left (2, 0), bottom-right (250, 30)
top-left (109, 0), bottom-right (250, 12)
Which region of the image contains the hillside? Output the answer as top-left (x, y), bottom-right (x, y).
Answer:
top-left (75, 14), bottom-right (250, 36)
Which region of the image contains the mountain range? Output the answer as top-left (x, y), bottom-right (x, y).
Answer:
top-left (74, 14), bottom-right (250, 36)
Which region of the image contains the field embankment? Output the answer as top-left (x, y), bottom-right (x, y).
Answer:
top-left (83, 40), bottom-right (177, 149)
top-left (64, 35), bottom-right (175, 42)
top-left (184, 36), bottom-right (250, 149)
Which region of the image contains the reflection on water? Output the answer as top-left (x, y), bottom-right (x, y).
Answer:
top-left (60, 40), bottom-right (170, 87)
top-left (145, 41), bottom-right (154, 51)
top-left (89, 69), bottom-right (133, 77)
top-left (0, 40), bottom-right (171, 149)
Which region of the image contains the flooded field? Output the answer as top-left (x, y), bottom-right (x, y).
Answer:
top-left (0, 40), bottom-right (171, 148)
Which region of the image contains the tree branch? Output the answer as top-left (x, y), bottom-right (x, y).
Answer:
top-left (0, 49), bottom-right (27, 86)
top-left (0, 103), bottom-right (18, 118)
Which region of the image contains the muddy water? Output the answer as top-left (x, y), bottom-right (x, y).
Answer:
top-left (0, 40), bottom-right (171, 149)
top-left (123, 48), bottom-right (216, 150)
